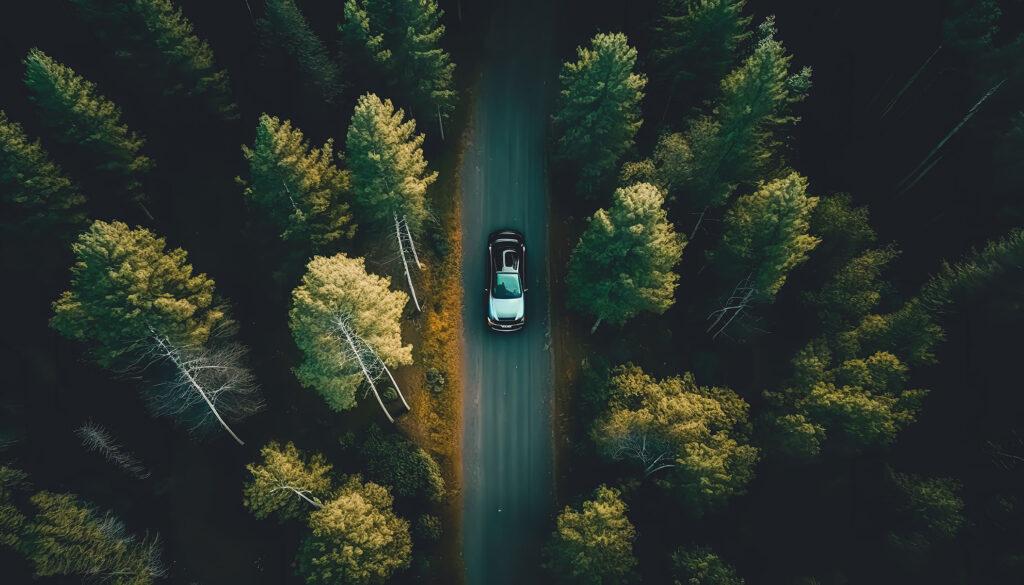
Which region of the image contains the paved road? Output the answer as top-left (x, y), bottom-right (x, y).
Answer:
top-left (460, 1), bottom-right (555, 583)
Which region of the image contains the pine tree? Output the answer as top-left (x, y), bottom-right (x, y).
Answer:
top-left (567, 182), bottom-right (685, 332)
top-left (0, 466), bottom-right (29, 549)
top-left (553, 32), bottom-right (647, 195)
top-left (544, 485), bottom-right (638, 585)
top-left (21, 492), bottom-right (164, 584)
top-left (0, 110), bottom-right (86, 238)
top-left (671, 546), bottom-right (745, 585)
top-left (23, 49), bottom-right (153, 204)
top-left (805, 247), bottom-right (899, 334)
top-left (258, 0), bottom-right (343, 104)
top-left (297, 475), bottom-right (411, 585)
top-left (51, 220), bottom-right (226, 368)
top-left (710, 172), bottom-right (820, 302)
top-left (341, 0), bottom-right (456, 122)
top-left (648, 17), bottom-right (810, 210)
top-left (69, 0), bottom-right (237, 119)
top-left (244, 441), bottom-right (333, 521)
top-left (593, 365), bottom-right (758, 513)
top-left (651, 0), bottom-right (751, 109)
top-left (346, 93), bottom-right (435, 234)
top-left (240, 114), bottom-right (355, 250)
top-left (359, 425), bottom-right (445, 503)
top-left (289, 253), bottom-right (412, 413)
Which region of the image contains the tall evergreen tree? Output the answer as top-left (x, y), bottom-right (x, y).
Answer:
top-left (51, 220), bottom-right (226, 368)
top-left (805, 247), bottom-right (899, 335)
top-left (244, 441), bottom-right (333, 521)
top-left (651, 0), bottom-right (751, 110)
top-left (240, 114), bottom-right (355, 250)
top-left (0, 110), bottom-right (86, 238)
top-left (359, 425), bottom-right (445, 503)
top-left (297, 475), bottom-right (412, 585)
top-left (553, 32), bottom-right (647, 195)
top-left (593, 365), bottom-right (758, 513)
top-left (258, 0), bottom-right (343, 104)
top-left (646, 17), bottom-right (810, 210)
top-left (544, 485), bottom-right (638, 585)
top-left (69, 0), bottom-right (237, 119)
top-left (567, 182), bottom-right (685, 332)
top-left (24, 49), bottom-right (153, 204)
top-left (671, 546), bottom-right (745, 585)
top-left (289, 253), bottom-right (412, 412)
top-left (341, 0), bottom-right (456, 122)
top-left (709, 172), bottom-right (820, 302)
top-left (0, 466), bottom-right (29, 549)
top-left (346, 92), bottom-right (435, 234)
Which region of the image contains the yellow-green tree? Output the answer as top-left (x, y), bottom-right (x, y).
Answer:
top-left (297, 475), bottom-right (411, 585)
top-left (244, 441), bottom-right (333, 521)
top-left (240, 114), bottom-right (355, 250)
top-left (544, 485), bottom-right (638, 585)
top-left (23, 49), bottom-right (152, 204)
top-left (671, 546), bottom-right (744, 585)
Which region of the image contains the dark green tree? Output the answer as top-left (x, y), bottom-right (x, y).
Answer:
top-left (240, 114), bottom-right (355, 250)
top-left (567, 182), bottom-right (685, 332)
top-left (258, 0), bottom-right (343, 104)
top-left (553, 32), bottom-right (646, 195)
top-left (0, 466), bottom-right (29, 549)
top-left (341, 0), bottom-right (456, 122)
top-left (69, 0), bottom-right (237, 119)
top-left (360, 425), bottom-right (445, 503)
top-left (808, 193), bottom-right (876, 265)
top-left (24, 49), bottom-right (153, 204)
top-left (672, 546), bottom-right (744, 585)
top-left (0, 110), bottom-right (86, 238)
top-left (709, 172), bottom-right (819, 303)
top-left (544, 485), bottom-right (638, 585)
top-left (651, 0), bottom-right (751, 110)
top-left (921, 227), bottom-right (1024, 311)
top-left (805, 247), bottom-right (899, 334)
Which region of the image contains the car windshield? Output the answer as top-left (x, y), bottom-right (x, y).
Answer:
top-left (493, 272), bottom-right (522, 299)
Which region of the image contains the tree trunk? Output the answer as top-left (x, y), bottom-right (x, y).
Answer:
top-left (591, 316), bottom-right (603, 334)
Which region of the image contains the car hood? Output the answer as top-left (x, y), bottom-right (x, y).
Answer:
top-left (488, 296), bottom-right (524, 320)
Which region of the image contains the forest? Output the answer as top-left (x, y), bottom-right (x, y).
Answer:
top-left (1, 1), bottom-right (1022, 584)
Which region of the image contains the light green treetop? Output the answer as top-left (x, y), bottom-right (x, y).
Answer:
top-left (51, 220), bottom-right (225, 367)
top-left (244, 441), bottom-right (334, 522)
top-left (544, 485), bottom-right (638, 585)
top-left (23, 49), bottom-right (152, 202)
top-left (298, 475), bottom-right (411, 585)
top-left (341, 0), bottom-right (456, 120)
top-left (553, 32), bottom-right (647, 195)
top-left (710, 172), bottom-right (820, 302)
top-left (567, 182), bottom-right (685, 330)
top-left (240, 114), bottom-right (355, 249)
top-left (346, 93), bottom-right (435, 235)
top-left (0, 110), bottom-right (86, 237)
top-left (289, 253), bottom-right (412, 411)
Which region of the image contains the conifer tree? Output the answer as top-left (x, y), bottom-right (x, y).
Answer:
top-left (297, 475), bottom-right (411, 585)
top-left (646, 17), bottom-right (810, 210)
top-left (341, 0), bottom-right (456, 122)
top-left (23, 49), bottom-right (153, 204)
top-left (651, 0), bottom-right (751, 109)
top-left (593, 365), bottom-right (758, 513)
top-left (0, 466), bottom-right (29, 549)
top-left (244, 441), bottom-right (333, 521)
top-left (69, 0), bottom-right (237, 119)
top-left (567, 182), bottom-right (684, 332)
top-left (289, 253), bottom-right (412, 415)
top-left (51, 220), bottom-right (226, 368)
top-left (671, 546), bottom-right (745, 585)
top-left (258, 0), bottom-right (343, 104)
top-left (346, 93), bottom-right (434, 234)
top-left (359, 425), bottom-right (445, 503)
top-left (0, 110), bottom-right (86, 238)
top-left (805, 247), bottom-right (899, 334)
top-left (544, 485), bottom-right (638, 585)
top-left (553, 32), bottom-right (646, 195)
top-left (709, 172), bottom-right (819, 302)
top-left (240, 114), bottom-right (355, 250)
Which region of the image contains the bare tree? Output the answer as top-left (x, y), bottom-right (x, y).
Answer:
top-left (332, 316), bottom-right (410, 423)
top-left (706, 275), bottom-right (756, 340)
top-left (394, 213), bottom-right (423, 312)
top-left (611, 432), bottom-right (676, 478)
top-left (76, 421), bottom-right (150, 479)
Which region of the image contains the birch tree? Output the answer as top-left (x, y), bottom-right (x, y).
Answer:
top-left (543, 485), bottom-right (638, 585)
top-left (297, 475), bottom-right (412, 585)
top-left (258, 0), bottom-right (343, 104)
top-left (244, 441), bottom-right (333, 521)
top-left (0, 110), bottom-right (86, 238)
top-left (240, 114), bottom-right (355, 250)
top-left (567, 182), bottom-right (685, 332)
top-left (69, 0), bottom-right (237, 119)
top-left (346, 93), bottom-right (435, 309)
top-left (289, 253), bottom-right (412, 421)
top-left (76, 422), bottom-right (150, 479)
top-left (553, 32), bottom-right (646, 195)
top-left (23, 49), bottom-right (153, 206)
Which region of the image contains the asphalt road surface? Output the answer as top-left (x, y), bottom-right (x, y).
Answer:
top-left (460, 1), bottom-right (555, 583)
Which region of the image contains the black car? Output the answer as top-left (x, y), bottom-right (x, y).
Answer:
top-left (486, 230), bottom-right (526, 332)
